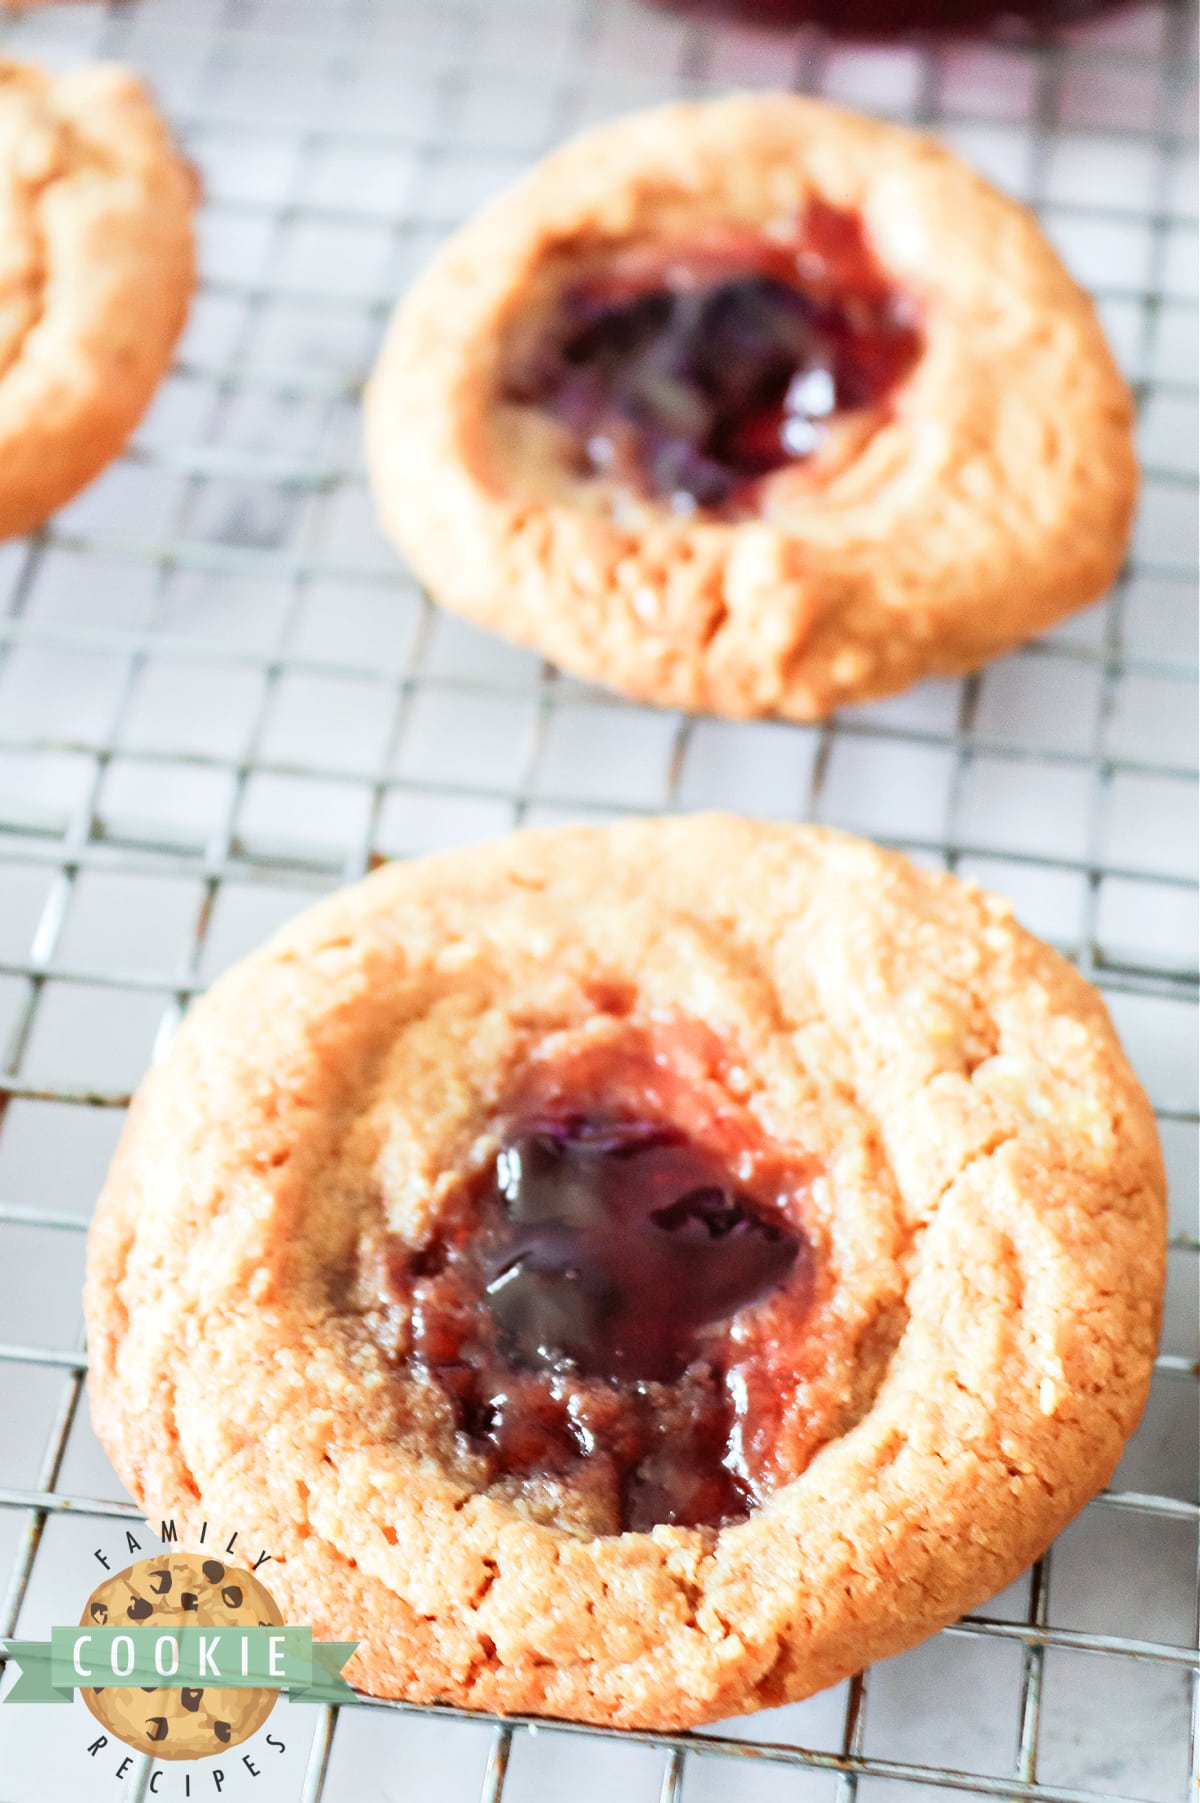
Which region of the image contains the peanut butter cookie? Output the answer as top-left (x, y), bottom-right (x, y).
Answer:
top-left (86, 817), bottom-right (1165, 1729)
top-left (0, 58), bottom-right (196, 539)
top-left (367, 95), bottom-right (1136, 718)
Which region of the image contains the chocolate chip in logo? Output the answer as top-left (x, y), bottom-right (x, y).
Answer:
top-left (127, 1596), bottom-right (154, 1621)
top-left (221, 1585), bottom-right (243, 1608)
top-left (180, 1592), bottom-right (198, 1611)
top-left (201, 1560), bottom-right (225, 1584)
top-left (146, 1718), bottom-right (169, 1743)
top-left (140, 1685), bottom-right (159, 1693)
top-left (214, 1721), bottom-right (232, 1744)
top-left (180, 1688), bottom-right (203, 1712)
top-left (148, 1568), bottom-right (172, 1594)
top-left (90, 1601), bottom-right (108, 1624)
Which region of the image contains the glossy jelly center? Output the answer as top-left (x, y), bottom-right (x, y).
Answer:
top-left (381, 1106), bottom-right (814, 1532)
top-left (485, 1116), bottom-right (800, 1380)
top-left (507, 203), bottom-right (920, 511)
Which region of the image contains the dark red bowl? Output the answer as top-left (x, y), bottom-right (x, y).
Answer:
top-left (642, 0), bottom-right (1129, 38)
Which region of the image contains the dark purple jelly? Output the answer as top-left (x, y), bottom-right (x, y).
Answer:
top-left (505, 205), bottom-right (921, 513)
top-left (372, 1110), bottom-right (814, 1533)
top-left (485, 1116), bottom-right (800, 1380)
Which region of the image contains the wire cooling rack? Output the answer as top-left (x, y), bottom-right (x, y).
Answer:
top-left (0, 1), bottom-right (1195, 1800)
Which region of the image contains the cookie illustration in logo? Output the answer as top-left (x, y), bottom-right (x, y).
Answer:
top-left (80, 1554), bottom-right (283, 1760)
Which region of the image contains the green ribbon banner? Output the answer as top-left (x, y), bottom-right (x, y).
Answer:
top-left (1, 1627), bottom-right (358, 1704)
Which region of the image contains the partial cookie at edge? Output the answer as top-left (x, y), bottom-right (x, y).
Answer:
top-left (0, 57), bottom-right (197, 539)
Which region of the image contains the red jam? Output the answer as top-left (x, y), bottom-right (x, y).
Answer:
top-left (504, 202), bottom-right (921, 514)
top-left (366, 1034), bottom-right (819, 1534)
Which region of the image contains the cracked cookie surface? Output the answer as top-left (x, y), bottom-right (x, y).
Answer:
top-left (366, 94), bottom-right (1137, 719)
top-left (0, 57), bottom-right (196, 539)
top-left (85, 816), bottom-right (1165, 1729)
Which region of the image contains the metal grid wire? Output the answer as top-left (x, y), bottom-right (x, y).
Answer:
top-left (0, 0), bottom-right (1195, 1800)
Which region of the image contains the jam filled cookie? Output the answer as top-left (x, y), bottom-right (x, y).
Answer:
top-left (367, 95), bottom-right (1136, 719)
top-left (86, 817), bottom-right (1165, 1730)
top-left (0, 58), bottom-right (196, 540)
